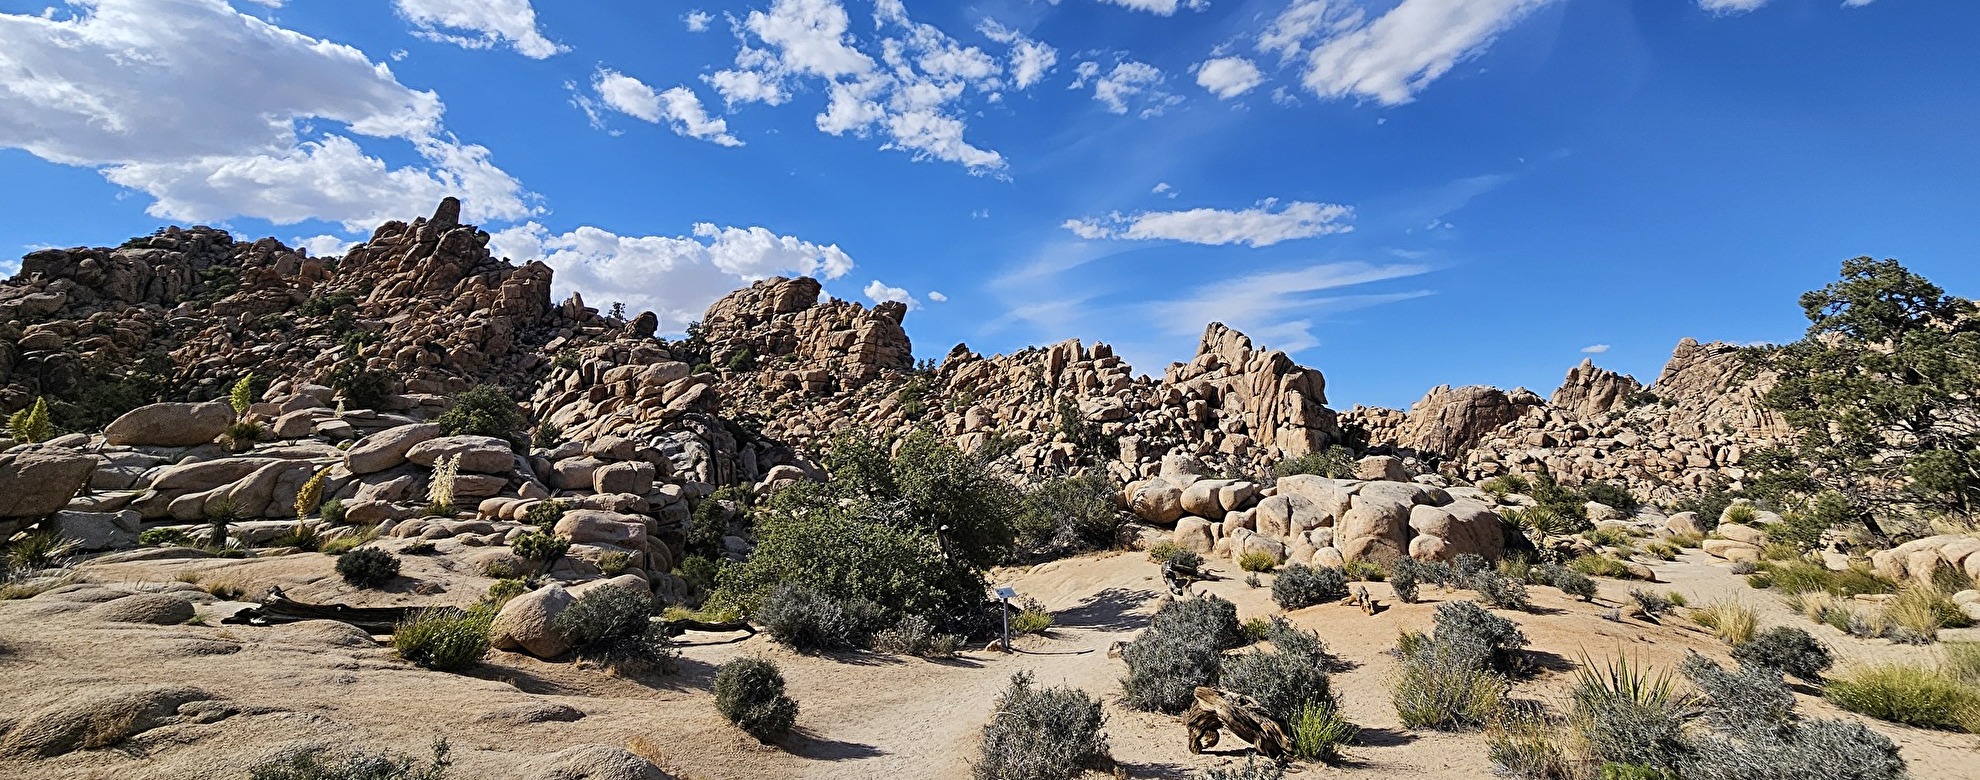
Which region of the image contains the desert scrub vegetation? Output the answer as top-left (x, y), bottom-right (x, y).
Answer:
top-left (1732, 626), bottom-right (1833, 683)
top-left (1012, 599), bottom-right (1054, 635)
top-left (1389, 557), bottom-right (1424, 603)
top-left (1271, 564), bottom-right (1347, 610)
top-left (1271, 445), bottom-right (1354, 479)
top-left (434, 384), bottom-right (526, 448)
top-left (1392, 602), bottom-right (1526, 730)
top-left (1238, 550), bottom-right (1279, 573)
top-left (1120, 594), bottom-right (1244, 713)
top-left (870, 613), bottom-right (961, 657)
top-left (1146, 541), bottom-right (1203, 570)
top-left (1567, 554), bottom-right (1634, 579)
top-left (1688, 600), bottom-right (1759, 646)
top-left (1014, 472), bottom-right (1129, 557)
top-left (754, 585), bottom-right (884, 652)
top-left (1469, 568), bottom-right (1533, 611)
top-left (713, 429), bottom-right (1020, 646)
top-left (1825, 662), bottom-right (1980, 733)
top-left (248, 739), bottom-right (452, 780)
top-left (1882, 583), bottom-right (1972, 644)
top-left (1221, 619), bottom-right (1356, 762)
top-left (552, 583), bottom-right (677, 675)
top-left (335, 547), bottom-right (400, 588)
top-left (510, 530), bottom-right (569, 564)
top-left (974, 671), bottom-right (1110, 780)
top-left (715, 656), bottom-right (799, 741)
top-left (319, 524), bottom-right (377, 555)
top-left (393, 607), bottom-right (492, 672)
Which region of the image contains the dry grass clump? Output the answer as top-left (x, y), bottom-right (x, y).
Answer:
top-left (1882, 583), bottom-right (1972, 644)
top-left (1689, 599), bottom-right (1758, 646)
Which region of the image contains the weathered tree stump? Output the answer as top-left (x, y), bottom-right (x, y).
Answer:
top-left (1183, 687), bottom-right (1289, 759)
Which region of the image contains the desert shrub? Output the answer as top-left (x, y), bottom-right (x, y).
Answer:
top-left (1288, 702), bottom-right (1357, 763)
top-left (1453, 553), bottom-right (1490, 582)
top-left (1946, 642), bottom-right (1980, 685)
top-left (138, 528), bottom-right (194, 547)
top-left (435, 385), bottom-right (525, 447)
top-left (336, 548), bottom-right (400, 588)
top-left (754, 585), bottom-right (882, 652)
top-left (1724, 503), bottom-right (1760, 525)
top-left (1015, 473), bottom-right (1127, 556)
top-left (1272, 564), bottom-right (1347, 610)
top-left (1734, 627), bottom-right (1833, 682)
top-left (1146, 541), bottom-right (1203, 570)
top-left (1569, 555), bottom-right (1633, 578)
top-left (1488, 705), bottom-right (1576, 780)
top-left (272, 522), bottom-right (323, 552)
top-left (1682, 652), bottom-right (1796, 734)
top-left (294, 467), bottom-right (330, 519)
top-left (4, 529), bottom-right (80, 572)
top-left (1120, 595), bottom-right (1242, 713)
top-left (1571, 654), bottom-right (1691, 772)
top-left (871, 613), bottom-right (961, 658)
top-left (678, 555), bottom-right (722, 603)
top-left (1483, 474), bottom-right (1532, 496)
top-left (530, 421), bottom-right (563, 450)
top-left (1586, 526), bottom-right (1637, 549)
top-left (1730, 559), bottom-right (1760, 575)
top-left (1389, 557), bottom-right (1422, 603)
top-left (1192, 758), bottom-right (1285, 780)
top-left (1238, 551), bottom-right (1278, 573)
top-left (1666, 591), bottom-right (1689, 607)
top-left (1470, 570), bottom-right (1532, 611)
top-left (1221, 620), bottom-right (1336, 723)
top-left (712, 428), bottom-right (1017, 638)
top-left (6, 397), bottom-right (54, 443)
top-left (320, 498), bottom-right (347, 525)
top-left (715, 656), bottom-right (799, 741)
top-left (1690, 600), bottom-right (1759, 646)
top-left (1342, 558), bottom-right (1387, 582)
top-left (393, 607), bottom-right (491, 672)
top-left (510, 530), bottom-right (568, 563)
top-left (1582, 482), bottom-right (1641, 515)
top-left (425, 453), bottom-right (459, 514)
top-left (1239, 617), bottom-right (1273, 644)
top-left (1012, 600), bottom-right (1054, 635)
top-left (482, 578), bottom-right (531, 608)
top-left (524, 499), bottom-right (567, 529)
top-left (1392, 637), bottom-right (1508, 730)
top-left (974, 671), bottom-right (1109, 780)
top-left (1271, 446), bottom-right (1353, 479)
top-left (248, 739), bottom-right (452, 780)
top-left (1630, 589), bottom-right (1675, 618)
top-left (1552, 568), bottom-right (1598, 601)
top-left (596, 550), bottom-right (631, 576)
top-left (1825, 663), bottom-right (1980, 732)
top-left (1679, 716), bottom-right (1908, 780)
top-left (1433, 600), bottom-right (1529, 674)
top-left (553, 583), bottom-right (676, 674)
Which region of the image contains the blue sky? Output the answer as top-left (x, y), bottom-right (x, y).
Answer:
top-left (2, 0), bottom-right (1976, 409)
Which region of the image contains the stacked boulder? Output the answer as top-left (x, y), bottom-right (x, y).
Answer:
top-left (1145, 455), bottom-right (1506, 568)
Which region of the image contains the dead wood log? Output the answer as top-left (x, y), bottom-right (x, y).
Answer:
top-left (222, 587), bottom-right (754, 637)
top-left (1183, 687), bottom-right (1289, 759)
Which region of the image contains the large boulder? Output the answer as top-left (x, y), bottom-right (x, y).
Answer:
top-left (0, 685), bottom-right (217, 758)
top-left (1180, 479), bottom-right (1234, 517)
top-left (345, 423), bottom-right (442, 475)
top-left (521, 745), bottom-right (668, 780)
top-left (1129, 479), bottom-right (1185, 526)
top-left (0, 449), bottom-right (95, 518)
top-left (407, 435), bottom-right (515, 474)
top-left (593, 461), bottom-right (655, 496)
top-left (1173, 517), bottom-right (1215, 554)
top-left (103, 401), bottom-right (234, 447)
top-left (1716, 523), bottom-right (1768, 547)
top-left (555, 510), bottom-right (649, 547)
top-left (89, 593), bottom-right (196, 624)
top-left (1336, 500), bottom-right (1409, 563)
top-left (490, 584), bottom-right (575, 658)
top-left (51, 510), bottom-right (141, 550)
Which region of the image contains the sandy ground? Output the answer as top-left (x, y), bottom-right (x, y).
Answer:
top-left (1, 545), bottom-right (1977, 779)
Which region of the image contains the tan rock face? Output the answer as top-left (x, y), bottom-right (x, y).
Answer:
top-left (490, 584), bottom-right (576, 659)
top-left (0, 449), bottom-right (95, 518)
top-left (103, 401), bottom-right (234, 447)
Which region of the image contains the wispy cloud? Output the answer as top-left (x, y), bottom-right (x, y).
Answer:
top-left (1580, 344), bottom-right (1610, 354)
top-left (1064, 199), bottom-right (1354, 247)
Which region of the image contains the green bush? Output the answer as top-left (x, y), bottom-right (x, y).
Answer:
top-left (7, 397), bottom-right (54, 443)
top-left (1392, 636), bottom-right (1507, 730)
top-left (711, 429), bottom-right (1017, 638)
top-left (1272, 564), bottom-right (1348, 610)
top-left (393, 607), bottom-right (491, 671)
top-left (1147, 542), bottom-right (1203, 570)
top-left (870, 613), bottom-right (961, 658)
top-left (1012, 601), bottom-right (1054, 635)
top-left (1582, 482), bottom-right (1641, 515)
top-left (1389, 557), bottom-right (1422, 603)
top-left (1733, 627), bottom-right (1833, 683)
top-left (336, 548), bottom-right (400, 588)
top-left (1569, 554), bottom-right (1633, 578)
top-left (1015, 474), bottom-right (1126, 556)
top-left (715, 656), bottom-right (799, 741)
top-left (138, 528), bottom-right (194, 547)
top-left (1551, 567), bottom-right (1599, 602)
top-left (511, 530), bottom-right (568, 563)
top-left (1120, 595), bottom-right (1243, 713)
top-left (1220, 620), bottom-right (1336, 724)
top-left (1469, 569), bottom-right (1532, 612)
top-left (320, 498), bottom-right (347, 525)
top-left (1287, 702), bottom-right (1357, 763)
top-left (973, 671), bottom-right (1109, 780)
top-left (1630, 589), bottom-right (1676, 618)
top-left (434, 385), bottom-right (526, 447)
top-left (1571, 655), bottom-right (1691, 772)
top-left (755, 585), bottom-right (882, 652)
top-left (1432, 600), bottom-right (1529, 674)
top-left (1271, 446), bottom-right (1353, 479)
top-left (1825, 663), bottom-right (1980, 732)
top-left (1238, 551), bottom-right (1278, 573)
top-left (553, 583), bottom-right (676, 674)
top-left (524, 499), bottom-right (567, 529)
top-left (249, 740), bottom-right (452, 780)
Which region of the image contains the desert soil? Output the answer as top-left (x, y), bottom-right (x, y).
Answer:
top-left (2, 543), bottom-right (1977, 779)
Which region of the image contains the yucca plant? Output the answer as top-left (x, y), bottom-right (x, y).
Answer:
top-left (1570, 654), bottom-right (1692, 772)
top-left (229, 374), bottom-right (256, 416)
top-left (426, 453), bottom-right (460, 515)
top-left (294, 466), bottom-right (331, 519)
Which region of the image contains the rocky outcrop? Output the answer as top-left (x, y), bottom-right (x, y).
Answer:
top-left (1376, 385), bottom-right (1542, 461)
top-left (1551, 359), bottom-right (1642, 419)
top-left (104, 401), bottom-right (234, 447)
top-left (0, 448), bottom-right (95, 519)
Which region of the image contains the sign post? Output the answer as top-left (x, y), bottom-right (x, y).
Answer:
top-left (995, 586), bottom-right (1016, 653)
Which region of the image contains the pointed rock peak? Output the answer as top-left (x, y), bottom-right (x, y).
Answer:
top-left (1196, 322), bottom-right (1254, 365)
top-left (430, 197), bottom-right (462, 230)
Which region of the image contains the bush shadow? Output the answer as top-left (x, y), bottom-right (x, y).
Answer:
top-left (1055, 587), bottom-right (1159, 632)
top-left (785, 727), bottom-right (887, 762)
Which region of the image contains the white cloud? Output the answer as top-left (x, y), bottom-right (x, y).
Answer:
top-left (978, 19), bottom-right (1058, 89)
top-left (863, 279), bottom-right (920, 308)
top-left (1153, 182), bottom-right (1175, 197)
top-left (1064, 199), bottom-right (1355, 247)
top-left (927, 290), bottom-right (949, 302)
top-left (295, 234), bottom-right (359, 257)
top-left (0, 0), bottom-right (533, 231)
top-left (392, 0), bottom-right (566, 59)
top-left (705, 0), bottom-right (1014, 173)
top-left (1095, 0), bottom-right (1208, 15)
top-left (1265, 0), bottom-right (1557, 105)
top-left (1580, 344), bottom-right (1610, 354)
top-left (1842, 0), bottom-right (1877, 6)
top-left (969, 208), bottom-right (990, 218)
top-left (1085, 60), bottom-right (1179, 117)
top-left (1144, 262), bottom-right (1434, 352)
top-left (593, 69), bottom-right (743, 146)
top-left (490, 221), bottom-right (855, 331)
top-left (685, 10), bottom-right (713, 31)
top-left (1698, 0), bottom-right (1769, 12)
top-left (1195, 56), bottom-right (1263, 98)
